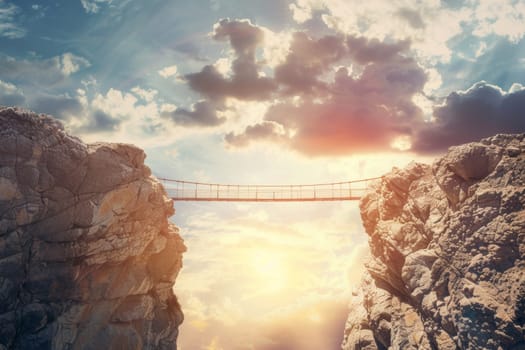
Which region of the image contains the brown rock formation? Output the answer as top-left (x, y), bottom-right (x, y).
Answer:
top-left (343, 134), bottom-right (525, 349)
top-left (0, 107), bottom-right (185, 349)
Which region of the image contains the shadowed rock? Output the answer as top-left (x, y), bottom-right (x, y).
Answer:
top-left (343, 133), bottom-right (525, 350)
top-left (0, 107), bottom-right (186, 350)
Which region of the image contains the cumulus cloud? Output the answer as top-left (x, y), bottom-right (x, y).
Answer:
top-left (413, 81), bottom-right (525, 153)
top-left (274, 32), bottom-right (347, 95)
top-left (0, 80), bottom-right (25, 106)
top-left (0, 1), bottom-right (25, 39)
top-left (224, 32), bottom-right (426, 155)
top-left (180, 20), bottom-right (432, 155)
top-left (184, 19), bottom-right (276, 101)
top-left (179, 17), bottom-right (525, 156)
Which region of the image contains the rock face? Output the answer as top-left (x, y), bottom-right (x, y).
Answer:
top-left (343, 134), bottom-right (525, 350)
top-left (0, 107), bottom-right (186, 349)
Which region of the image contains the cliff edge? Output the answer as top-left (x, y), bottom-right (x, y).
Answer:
top-left (0, 107), bottom-right (186, 349)
top-left (343, 134), bottom-right (525, 349)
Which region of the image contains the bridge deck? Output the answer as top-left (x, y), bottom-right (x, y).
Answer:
top-left (158, 177), bottom-right (380, 202)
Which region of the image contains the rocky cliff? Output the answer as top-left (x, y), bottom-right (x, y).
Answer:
top-left (343, 134), bottom-right (525, 349)
top-left (0, 107), bottom-right (186, 349)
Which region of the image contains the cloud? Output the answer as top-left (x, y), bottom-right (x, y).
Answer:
top-left (346, 36), bottom-right (410, 64)
top-left (413, 81), bottom-right (525, 153)
top-left (289, 0), bottom-right (525, 63)
top-left (472, 0), bottom-right (525, 42)
top-left (161, 100), bottom-right (225, 127)
top-left (80, 0), bottom-right (112, 14)
top-left (158, 65), bottom-right (178, 78)
top-left (396, 8), bottom-right (425, 29)
top-left (0, 80), bottom-right (25, 106)
top-left (31, 94), bottom-right (84, 120)
top-left (225, 35), bottom-right (426, 155)
top-left (78, 109), bottom-right (120, 132)
top-left (225, 121), bottom-right (287, 147)
top-left (60, 53), bottom-right (91, 76)
top-left (131, 86), bottom-right (158, 102)
top-left (0, 1), bottom-right (25, 38)
top-left (181, 22), bottom-right (432, 155)
top-left (178, 16), bottom-right (525, 157)
top-left (0, 53), bottom-right (90, 86)
top-left (274, 32), bottom-right (347, 95)
top-left (184, 19), bottom-right (276, 101)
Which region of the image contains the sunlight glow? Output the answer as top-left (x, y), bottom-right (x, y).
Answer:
top-left (250, 249), bottom-right (288, 293)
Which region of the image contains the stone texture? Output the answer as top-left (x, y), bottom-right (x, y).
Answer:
top-left (0, 107), bottom-right (186, 349)
top-left (343, 134), bottom-right (525, 350)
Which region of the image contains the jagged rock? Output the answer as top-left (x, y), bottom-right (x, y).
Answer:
top-left (0, 107), bottom-right (186, 350)
top-left (343, 134), bottom-right (525, 350)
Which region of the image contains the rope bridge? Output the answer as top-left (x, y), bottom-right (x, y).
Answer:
top-left (157, 177), bottom-right (381, 202)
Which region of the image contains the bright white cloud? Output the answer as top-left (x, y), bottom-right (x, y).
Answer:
top-left (60, 53), bottom-right (91, 76)
top-left (472, 0), bottom-right (525, 42)
top-left (131, 86), bottom-right (158, 102)
top-left (289, 0), bottom-right (325, 23)
top-left (213, 57), bottom-right (232, 76)
top-left (158, 64), bottom-right (178, 78)
top-left (0, 1), bottom-right (25, 39)
top-left (261, 27), bottom-right (293, 68)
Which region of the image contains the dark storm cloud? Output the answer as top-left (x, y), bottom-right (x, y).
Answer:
top-left (184, 19), bottom-right (275, 101)
top-left (413, 81), bottom-right (525, 153)
top-left (161, 100), bottom-right (225, 127)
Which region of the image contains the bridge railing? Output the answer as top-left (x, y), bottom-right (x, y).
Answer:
top-left (156, 177), bottom-right (381, 202)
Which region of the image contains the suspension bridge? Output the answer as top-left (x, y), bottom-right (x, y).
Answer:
top-left (157, 177), bottom-right (381, 202)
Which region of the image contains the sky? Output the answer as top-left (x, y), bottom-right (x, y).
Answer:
top-left (1, 0), bottom-right (525, 349)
